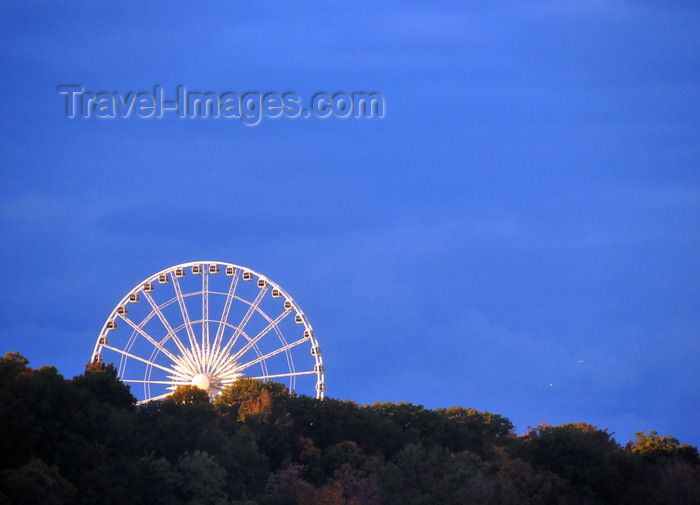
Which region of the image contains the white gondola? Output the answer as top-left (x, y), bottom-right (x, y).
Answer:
top-left (315, 382), bottom-right (326, 392)
top-left (192, 264), bottom-right (202, 275)
top-left (143, 281), bottom-right (154, 292)
top-left (128, 293), bottom-right (140, 303)
top-left (158, 274), bottom-right (169, 284)
top-left (175, 267), bottom-right (185, 278)
top-left (106, 320), bottom-right (117, 330)
top-left (92, 354), bottom-right (103, 363)
top-left (209, 264), bottom-right (219, 274)
top-left (271, 288), bottom-right (281, 298)
top-left (98, 336), bottom-right (107, 346)
top-left (295, 313), bottom-right (304, 324)
top-left (304, 329), bottom-right (314, 339)
top-left (225, 266), bottom-right (235, 276)
top-left (311, 345), bottom-right (321, 356)
top-left (284, 300), bottom-right (293, 310)
top-left (117, 306), bottom-right (127, 316)
top-left (242, 271), bottom-right (253, 281)
top-left (314, 364), bottom-right (324, 373)
top-left (257, 278), bottom-right (267, 288)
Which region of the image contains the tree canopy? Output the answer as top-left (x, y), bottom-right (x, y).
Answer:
top-left (0, 351), bottom-right (697, 504)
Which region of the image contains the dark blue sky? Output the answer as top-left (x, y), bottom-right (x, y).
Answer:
top-left (1, 2), bottom-right (698, 446)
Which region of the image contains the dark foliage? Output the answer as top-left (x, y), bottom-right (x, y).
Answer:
top-left (0, 352), bottom-right (697, 504)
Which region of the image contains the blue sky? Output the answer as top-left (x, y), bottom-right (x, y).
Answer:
top-left (1, 1), bottom-right (698, 446)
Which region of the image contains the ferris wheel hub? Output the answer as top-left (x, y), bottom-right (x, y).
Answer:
top-left (191, 373), bottom-right (211, 391)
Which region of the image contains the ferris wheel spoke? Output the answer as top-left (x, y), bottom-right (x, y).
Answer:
top-left (212, 273), bottom-right (239, 356)
top-left (228, 287), bottom-right (268, 349)
top-left (229, 308), bottom-right (293, 364)
top-left (202, 270), bottom-right (210, 353)
top-left (123, 379), bottom-right (186, 385)
top-left (141, 291), bottom-right (192, 362)
top-left (118, 315), bottom-right (185, 368)
top-left (245, 370), bottom-right (317, 381)
top-left (211, 286), bottom-right (268, 372)
top-left (272, 324), bottom-right (296, 377)
top-left (101, 344), bottom-right (189, 379)
top-left (171, 274), bottom-right (202, 363)
top-left (215, 335), bottom-right (266, 378)
top-left (232, 335), bottom-right (310, 373)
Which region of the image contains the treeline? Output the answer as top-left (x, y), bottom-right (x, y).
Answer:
top-left (0, 352), bottom-right (698, 505)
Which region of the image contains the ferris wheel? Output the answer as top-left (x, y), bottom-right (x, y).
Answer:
top-left (91, 261), bottom-right (325, 402)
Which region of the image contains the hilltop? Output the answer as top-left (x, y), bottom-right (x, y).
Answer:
top-left (0, 351), bottom-right (697, 505)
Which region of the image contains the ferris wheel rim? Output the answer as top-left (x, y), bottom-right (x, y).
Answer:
top-left (92, 261), bottom-right (325, 402)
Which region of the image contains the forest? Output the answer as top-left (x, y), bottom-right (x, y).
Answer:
top-left (0, 351), bottom-right (697, 505)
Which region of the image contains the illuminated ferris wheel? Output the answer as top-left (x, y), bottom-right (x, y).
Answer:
top-left (91, 261), bottom-right (325, 402)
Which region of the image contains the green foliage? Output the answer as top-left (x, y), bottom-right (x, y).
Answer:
top-left (224, 425), bottom-right (271, 498)
top-left (436, 406), bottom-right (515, 456)
top-left (72, 361), bottom-right (136, 408)
top-left (132, 453), bottom-right (179, 505)
top-left (1, 351), bottom-right (698, 505)
top-left (288, 398), bottom-right (406, 457)
top-left (216, 378), bottom-right (290, 406)
top-left (136, 396), bottom-right (225, 461)
top-left (518, 423), bottom-right (632, 504)
top-left (215, 378), bottom-right (290, 421)
top-left (175, 450), bottom-right (229, 505)
top-left (496, 453), bottom-right (569, 505)
top-left (168, 385), bottom-right (212, 405)
top-left (630, 430), bottom-right (700, 463)
top-left (627, 431), bottom-right (700, 504)
top-left (0, 351), bottom-right (29, 382)
top-left (379, 443), bottom-right (481, 504)
top-left (0, 458), bottom-right (75, 505)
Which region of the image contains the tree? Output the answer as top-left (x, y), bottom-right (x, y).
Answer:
top-left (0, 351), bottom-right (30, 384)
top-left (435, 406), bottom-right (514, 457)
top-left (72, 361), bottom-right (136, 408)
top-left (332, 462), bottom-right (381, 505)
top-left (629, 431), bottom-right (699, 464)
top-left (0, 458), bottom-right (75, 505)
top-left (378, 443), bottom-right (484, 505)
top-left (519, 423), bottom-right (631, 504)
top-left (0, 363), bottom-right (77, 469)
top-left (215, 379), bottom-right (290, 418)
top-left (496, 453), bottom-right (569, 505)
top-left (627, 431), bottom-right (700, 505)
top-left (136, 397), bottom-right (226, 462)
top-left (221, 425), bottom-right (270, 499)
top-left (131, 453), bottom-right (180, 505)
top-left (259, 463), bottom-right (314, 505)
top-left (5, 350), bottom-right (700, 504)
top-left (175, 451), bottom-right (229, 505)
top-left (167, 385), bottom-right (211, 406)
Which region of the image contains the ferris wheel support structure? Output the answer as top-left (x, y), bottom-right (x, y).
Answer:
top-left (92, 261), bottom-right (326, 403)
